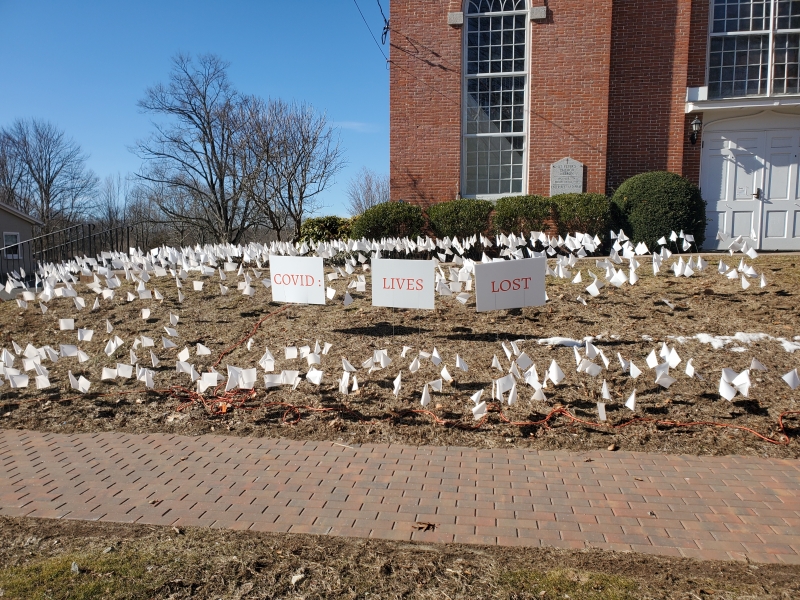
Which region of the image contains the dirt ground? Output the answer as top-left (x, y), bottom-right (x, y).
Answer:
top-left (0, 515), bottom-right (798, 599)
top-left (1, 253), bottom-right (799, 458)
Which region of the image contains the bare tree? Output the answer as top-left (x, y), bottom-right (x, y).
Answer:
top-left (124, 183), bottom-right (175, 249)
top-left (0, 130), bottom-right (32, 210)
top-left (94, 173), bottom-right (132, 231)
top-left (5, 119), bottom-right (98, 232)
top-left (135, 55), bottom-right (345, 243)
top-left (240, 97), bottom-right (292, 240)
top-left (346, 166), bottom-right (390, 216)
top-left (134, 54), bottom-right (261, 244)
top-left (92, 174), bottom-right (194, 250)
top-left (254, 100), bottom-right (346, 241)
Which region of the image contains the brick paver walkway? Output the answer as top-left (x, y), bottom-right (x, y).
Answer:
top-left (1, 430), bottom-right (799, 564)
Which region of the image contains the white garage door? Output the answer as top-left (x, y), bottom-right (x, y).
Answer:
top-left (702, 129), bottom-right (800, 250)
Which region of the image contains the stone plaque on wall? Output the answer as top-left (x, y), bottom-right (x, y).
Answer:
top-left (549, 157), bottom-right (584, 196)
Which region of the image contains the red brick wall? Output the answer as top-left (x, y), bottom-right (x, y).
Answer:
top-left (389, 1), bottom-right (707, 203)
top-left (681, 0), bottom-right (710, 186)
top-left (605, 0), bottom-right (696, 193)
top-left (389, 0), bottom-right (463, 207)
top-left (526, 1), bottom-right (614, 196)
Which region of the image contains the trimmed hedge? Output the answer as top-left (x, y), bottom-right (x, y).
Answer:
top-left (551, 193), bottom-right (611, 238)
top-left (298, 216), bottom-right (352, 243)
top-left (350, 201), bottom-right (425, 240)
top-left (611, 171), bottom-right (707, 249)
top-left (493, 195), bottom-right (554, 234)
top-left (427, 198), bottom-right (494, 239)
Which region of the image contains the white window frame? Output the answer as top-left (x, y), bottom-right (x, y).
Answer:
top-left (3, 232), bottom-right (20, 259)
top-left (461, 0), bottom-right (530, 200)
top-left (707, 0), bottom-right (800, 99)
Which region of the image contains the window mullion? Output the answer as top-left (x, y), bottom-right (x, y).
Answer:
top-left (712, 30), bottom-right (771, 36)
top-left (768, 0), bottom-right (777, 96)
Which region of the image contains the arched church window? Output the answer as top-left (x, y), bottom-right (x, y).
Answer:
top-left (463, 0), bottom-right (528, 197)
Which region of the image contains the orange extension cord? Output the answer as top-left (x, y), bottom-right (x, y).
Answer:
top-left (9, 307), bottom-right (800, 446)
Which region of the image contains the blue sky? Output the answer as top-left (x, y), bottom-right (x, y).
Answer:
top-left (0, 0), bottom-right (390, 217)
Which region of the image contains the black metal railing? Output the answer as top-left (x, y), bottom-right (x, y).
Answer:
top-left (0, 222), bottom-right (146, 287)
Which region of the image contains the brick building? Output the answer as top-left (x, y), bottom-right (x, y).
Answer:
top-left (389, 0), bottom-right (800, 250)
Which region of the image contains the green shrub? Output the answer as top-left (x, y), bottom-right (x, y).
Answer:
top-left (298, 216), bottom-right (352, 243)
top-left (552, 193), bottom-right (611, 237)
top-left (350, 201), bottom-right (425, 240)
top-left (427, 199), bottom-right (494, 239)
top-left (611, 171), bottom-right (707, 249)
top-left (493, 195), bottom-right (555, 234)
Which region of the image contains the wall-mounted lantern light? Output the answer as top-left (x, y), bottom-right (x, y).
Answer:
top-left (689, 116), bottom-right (702, 145)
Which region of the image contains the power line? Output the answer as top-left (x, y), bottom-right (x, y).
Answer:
top-left (352, 0), bottom-right (388, 63)
top-left (376, 0), bottom-right (388, 24)
top-left (350, 0), bottom-right (459, 106)
top-left (376, 0), bottom-right (390, 44)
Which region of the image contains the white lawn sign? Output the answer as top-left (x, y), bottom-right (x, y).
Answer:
top-left (371, 258), bottom-right (435, 310)
top-left (474, 257), bottom-right (546, 312)
top-left (269, 255), bottom-right (326, 305)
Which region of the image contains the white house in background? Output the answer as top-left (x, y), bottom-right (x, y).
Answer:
top-left (0, 202), bottom-right (43, 277)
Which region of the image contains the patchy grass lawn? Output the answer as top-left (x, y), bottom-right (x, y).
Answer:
top-left (1, 516), bottom-right (797, 599)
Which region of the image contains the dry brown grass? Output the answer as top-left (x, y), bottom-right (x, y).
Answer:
top-left (1, 254), bottom-right (799, 457)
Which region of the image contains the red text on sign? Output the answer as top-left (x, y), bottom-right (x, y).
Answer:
top-left (382, 277), bottom-right (425, 291)
top-left (273, 274), bottom-right (316, 286)
top-left (490, 277), bottom-right (532, 293)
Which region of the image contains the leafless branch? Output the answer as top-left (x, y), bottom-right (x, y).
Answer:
top-left (346, 166), bottom-right (389, 216)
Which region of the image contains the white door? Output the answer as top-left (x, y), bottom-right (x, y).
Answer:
top-left (702, 132), bottom-right (765, 250)
top-left (762, 131), bottom-right (800, 250)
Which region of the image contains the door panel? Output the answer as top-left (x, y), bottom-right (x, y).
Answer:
top-left (729, 133), bottom-right (764, 249)
top-left (764, 210), bottom-right (787, 238)
top-left (768, 152), bottom-right (791, 200)
top-left (703, 154), bottom-right (728, 202)
top-left (772, 136), bottom-right (793, 148)
top-left (732, 211), bottom-right (753, 237)
top-left (707, 211), bottom-right (726, 239)
top-left (701, 137), bottom-right (729, 249)
top-left (734, 153), bottom-right (761, 200)
top-left (763, 130), bottom-right (800, 250)
top-left (737, 137), bottom-right (760, 149)
top-left (701, 132), bottom-right (764, 249)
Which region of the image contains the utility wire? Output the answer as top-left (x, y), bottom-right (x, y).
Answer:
top-left (376, 0), bottom-right (390, 44)
top-left (351, 0), bottom-right (459, 106)
top-left (376, 0), bottom-right (388, 25)
top-left (352, 0), bottom-right (388, 62)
